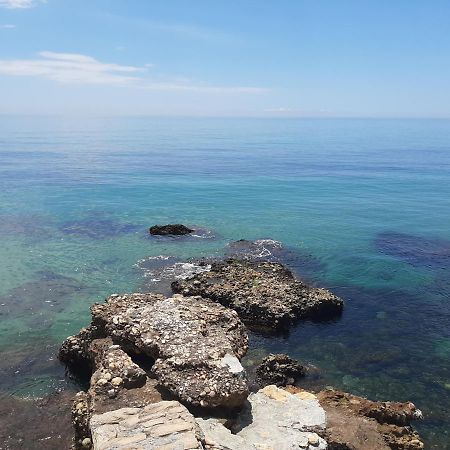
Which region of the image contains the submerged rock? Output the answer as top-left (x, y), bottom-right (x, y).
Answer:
top-left (172, 259), bottom-right (343, 330)
top-left (0, 391), bottom-right (73, 450)
top-left (255, 353), bottom-right (306, 387)
top-left (90, 401), bottom-right (203, 450)
top-left (60, 217), bottom-right (140, 239)
top-left (61, 292), bottom-right (249, 409)
top-left (149, 224), bottom-right (194, 236)
top-left (375, 231), bottom-right (450, 270)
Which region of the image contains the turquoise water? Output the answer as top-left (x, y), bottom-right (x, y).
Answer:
top-left (0, 117), bottom-right (449, 448)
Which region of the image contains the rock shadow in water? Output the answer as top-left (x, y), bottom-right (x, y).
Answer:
top-left (375, 231), bottom-right (450, 270)
top-left (0, 342), bottom-right (75, 394)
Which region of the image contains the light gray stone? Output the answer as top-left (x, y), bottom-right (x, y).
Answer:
top-left (236, 385), bottom-right (327, 450)
top-left (90, 400), bottom-right (203, 450)
top-left (196, 417), bottom-right (255, 450)
top-left (197, 386), bottom-right (328, 450)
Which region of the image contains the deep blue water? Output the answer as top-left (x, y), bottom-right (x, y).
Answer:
top-left (0, 117), bottom-right (449, 448)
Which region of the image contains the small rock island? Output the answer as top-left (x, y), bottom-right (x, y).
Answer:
top-left (149, 224), bottom-right (194, 236)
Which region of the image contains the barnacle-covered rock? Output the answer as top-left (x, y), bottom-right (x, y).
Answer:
top-left (61, 292), bottom-right (249, 409)
top-left (93, 293), bottom-right (249, 408)
top-left (172, 259), bottom-right (343, 330)
top-left (255, 353), bottom-right (306, 387)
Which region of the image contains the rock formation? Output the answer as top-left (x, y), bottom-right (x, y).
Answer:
top-left (60, 293), bottom-right (249, 410)
top-left (172, 259), bottom-right (343, 330)
top-left (149, 224), bottom-right (194, 235)
top-left (315, 388), bottom-right (424, 450)
top-left (255, 353), bottom-right (306, 387)
top-left (59, 268), bottom-right (424, 450)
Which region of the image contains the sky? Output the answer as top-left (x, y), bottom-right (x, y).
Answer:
top-left (0, 0), bottom-right (450, 117)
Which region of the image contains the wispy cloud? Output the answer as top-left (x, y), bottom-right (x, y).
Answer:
top-left (0, 24), bottom-right (16, 28)
top-left (0, 51), bottom-right (267, 93)
top-left (102, 13), bottom-right (235, 44)
top-left (0, 0), bottom-right (43, 8)
top-left (0, 51), bottom-right (145, 85)
top-left (264, 107), bottom-right (298, 113)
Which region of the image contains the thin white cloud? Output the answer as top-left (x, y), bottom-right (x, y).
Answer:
top-left (0, 0), bottom-right (43, 8)
top-left (0, 51), bottom-right (145, 86)
top-left (264, 107), bottom-right (297, 113)
top-left (0, 51), bottom-right (267, 93)
top-left (0, 24), bottom-right (16, 28)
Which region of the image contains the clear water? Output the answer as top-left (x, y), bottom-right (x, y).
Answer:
top-left (0, 117), bottom-right (449, 448)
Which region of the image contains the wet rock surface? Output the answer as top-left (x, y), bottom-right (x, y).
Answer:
top-left (255, 353), bottom-right (306, 387)
top-left (316, 389), bottom-right (424, 450)
top-left (90, 401), bottom-right (203, 450)
top-left (149, 224), bottom-right (194, 236)
top-left (172, 259), bottom-right (343, 330)
top-left (61, 292), bottom-right (249, 409)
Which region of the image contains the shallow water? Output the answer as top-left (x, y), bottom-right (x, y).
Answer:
top-left (0, 117), bottom-right (449, 448)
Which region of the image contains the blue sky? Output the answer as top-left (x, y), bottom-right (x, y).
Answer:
top-left (0, 0), bottom-right (450, 117)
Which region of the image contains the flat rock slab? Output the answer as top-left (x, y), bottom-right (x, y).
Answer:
top-left (90, 400), bottom-right (203, 450)
top-left (237, 385), bottom-right (327, 449)
top-left (172, 259), bottom-right (343, 330)
top-left (197, 385), bottom-right (327, 450)
top-left (90, 293), bottom-right (249, 408)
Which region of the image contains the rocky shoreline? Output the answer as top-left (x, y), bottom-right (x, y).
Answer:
top-left (58, 236), bottom-right (424, 450)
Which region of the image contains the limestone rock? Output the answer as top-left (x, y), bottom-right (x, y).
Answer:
top-left (59, 325), bottom-right (102, 372)
top-left (255, 353), bottom-right (306, 387)
top-left (196, 417), bottom-right (255, 450)
top-left (72, 391), bottom-right (92, 450)
top-left (90, 401), bottom-right (203, 450)
top-left (90, 343), bottom-right (146, 395)
top-left (62, 293), bottom-right (249, 409)
top-left (235, 385), bottom-right (327, 449)
top-left (98, 293), bottom-right (249, 408)
top-left (172, 259), bottom-right (343, 330)
top-left (149, 224), bottom-right (194, 236)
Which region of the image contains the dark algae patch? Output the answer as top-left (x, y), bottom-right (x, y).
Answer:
top-left (0, 391), bottom-right (73, 450)
top-left (60, 216), bottom-right (141, 239)
top-left (375, 231), bottom-right (450, 270)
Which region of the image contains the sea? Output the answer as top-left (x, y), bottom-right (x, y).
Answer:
top-left (0, 116), bottom-right (449, 448)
